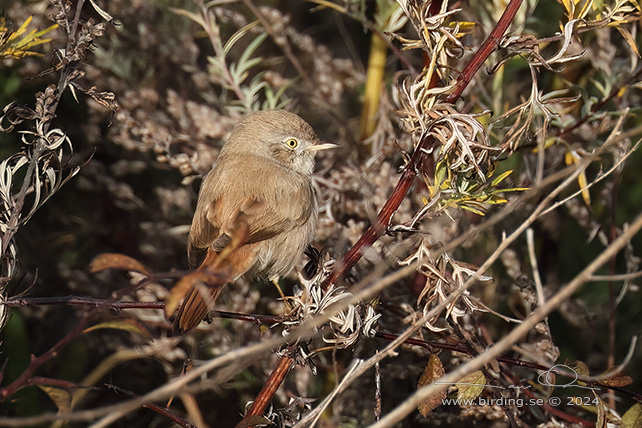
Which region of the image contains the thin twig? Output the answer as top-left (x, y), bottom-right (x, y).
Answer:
top-left (368, 210), bottom-right (642, 428)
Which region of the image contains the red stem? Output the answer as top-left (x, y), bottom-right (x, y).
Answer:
top-left (238, 353), bottom-right (295, 425)
top-left (324, 0), bottom-right (524, 289)
top-left (240, 1), bottom-right (525, 425)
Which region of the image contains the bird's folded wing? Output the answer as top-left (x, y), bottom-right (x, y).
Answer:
top-left (188, 162), bottom-right (314, 268)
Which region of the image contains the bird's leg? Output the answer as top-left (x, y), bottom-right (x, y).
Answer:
top-left (270, 276), bottom-right (294, 313)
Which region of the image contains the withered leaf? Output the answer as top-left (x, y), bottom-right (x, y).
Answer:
top-left (89, 253), bottom-right (149, 275)
top-left (622, 403), bottom-right (642, 428)
top-left (38, 386), bottom-right (72, 412)
top-left (417, 354), bottom-right (447, 417)
top-left (595, 392), bottom-right (607, 428)
top-left (569, 360), bottom-right (590, 376)
top-left (83, 319), bottom-right (152, 339)
top-left (600, 375), bottom-right (633, 387)
top-left (235, 415), bottom-right (272, 428)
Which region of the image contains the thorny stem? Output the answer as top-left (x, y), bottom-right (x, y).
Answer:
top-left (3, 296), bottom-right (287, 325)
top-left (107, 385), bottom-right (196, 428)
top-left (240, 1), bottom-right (525, 425)
top-left (0, 281), bottom-right (148, 401)
top-left (324, 0), bottom-right (525, 289)
top-left (444, 0), bottom-right (523, 104)
top-left (375, 332), bottom-right (642, 402)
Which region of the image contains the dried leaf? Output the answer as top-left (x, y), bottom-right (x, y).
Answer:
top-left (89, 253), bottom-right (149, 275)
top-left (615, 26), bottom-right (641, 57)
top-left (622, 403), bottom-right (642, 428)
top-left (569, 360), bottom-right (591, 376)
top-left (235, 415), bottom-right (272, 428)
top-left (594, 392), bottom-right (607, 428)
top-left (83, 319), bottom-right (152, 339)
top-left (456, 370), bottom-right (486, 401)
top-left (38, 386), bottom-right (72, 412)
top-left (417, 354), bottom-right (446, 417)
top-left (600, 374), bottom-right (634, 387)
top-left (599, 367), bottom-right (633, 387)
top-left (88, 0), bottom-right (115, 23)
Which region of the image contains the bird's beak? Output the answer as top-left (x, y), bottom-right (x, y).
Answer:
top-left (306, 142), bottom-right (338, 152)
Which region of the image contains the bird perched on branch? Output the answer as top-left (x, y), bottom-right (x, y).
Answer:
top-left (171, 110), bottom-right (335, 334)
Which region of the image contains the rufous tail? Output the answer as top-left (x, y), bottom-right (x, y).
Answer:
top-left (173, 248), bottom-right (223, 334)
top-left (172, 283), bottom-right (224, 334)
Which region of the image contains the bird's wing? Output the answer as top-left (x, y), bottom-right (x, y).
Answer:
top-left (187, 159), bottom-right (314, 268)
top-left (187, 167), bottom-right (224, 268)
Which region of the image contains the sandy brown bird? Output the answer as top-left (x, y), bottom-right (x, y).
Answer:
top-left (173, 110), bottom-right (335, 334)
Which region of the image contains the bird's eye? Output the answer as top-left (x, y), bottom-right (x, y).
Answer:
top-left (284, 138), bottom-right (299, 149)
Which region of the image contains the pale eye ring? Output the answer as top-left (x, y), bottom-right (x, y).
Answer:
top-left (284, 137), bottom-right (299, 149)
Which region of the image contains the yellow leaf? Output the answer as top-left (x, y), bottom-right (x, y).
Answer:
top-left (533, 137), bottom-right (558, 153)
top-left (500, 187), bottom-right (530, 192)
top-left (559, 0), bottom-right (574, 19)
top-left (486, 196), bottom-right (508, 205)
top-left (417, 354), bottom-right (447, 417)
top-left (1, 16), bottom-right (58, 59)
top-left (564, 151), bottom-right (591, 206)
top-left (578, 170), bottom-right (591, 206)
top-left (491, 169), bottom-right (514, 186)
top-left (576, 0), bottom-right (595, 19)
top-left (456, 371), bottom-right (486, 401)
top-left (461, 204), bottom-right (487, 216)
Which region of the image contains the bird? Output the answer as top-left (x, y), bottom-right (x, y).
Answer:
top-left (172, 109), bottom-right (335, 334)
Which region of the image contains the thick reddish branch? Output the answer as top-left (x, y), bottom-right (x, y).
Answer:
top-left (324, 0), bottom-right (524, 289)
top-left (239, 353), bottom-right (295, 426)
top-left (444, 0), bottom-right (523, 104)
top-left (324, 172), bottom-right (416, 287)
top-left (240, 0), bottom-right (524, 425)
